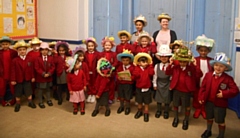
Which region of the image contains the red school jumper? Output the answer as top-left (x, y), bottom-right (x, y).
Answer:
top-left (132, 42), bottom-right (157, 56)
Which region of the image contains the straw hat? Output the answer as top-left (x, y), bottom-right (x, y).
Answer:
top-left (49, 41), bottom-right (57, 47)
top-left (0, 36), bottom-right (14, 44)
top-left (85, 37), bottom-right (98, 47)
top-left (133, 52), bottom-right (152, 65)
top-left (117, 30), bottom-right (132, 40)
top-left (172, 46), bottom-right (193, 62)
top-left (156, 45), bottom-right (172, 56)
top-left (157, 13), bottom-right (171, 21)
top-left (97, 58), bottom-right (115, 77)
top-left (209, 52), bottom-right (232, 71)
top-left (117, 49), bottom-right (134, 62)
top-left (29, 37), bottom-right (42, 45)
top-left (137, 32), bottom-right (153, 43)
top-left (13, 40), bottom-right (30, 49)
top-left (195, 35), bottom-right (215, 52)
top-left (133, 15), bottom-right (147, 27)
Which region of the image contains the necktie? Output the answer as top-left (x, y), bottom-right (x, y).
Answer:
top-left (162, 64), bottom-right (165, 71)
top-left (215, 75), bottom-right (219, 79)
top-left (124, 66), bottom-right (127, 70)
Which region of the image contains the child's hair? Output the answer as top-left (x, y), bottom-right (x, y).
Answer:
top-left (70, 60), bottom-right (80, 74)
top-left (75, 50), bottom-right (84, 57)
top-left (57, 44), bottom-right (71, 56)
top-left (138, 56), bottom-right (148, 62)
top-left (171, 44), bottom-right (179, 53)
top-left (120, 33), bottom-right (128, 38)
top-left (135, 20), bottom-right (145, 26)
top-left (121, 56), bottom-right (131, 60)
top-left (196, 45), bottom-right (211, 51)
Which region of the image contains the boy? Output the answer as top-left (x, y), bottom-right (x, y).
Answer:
top-left (11, 40), bottom-right (36, 112)
top-left (153, 45), bottom-right (172, 119)
top-left (116, 49), bottom-right (135, 115)
top-left (116, 30), bottom-right (133, 54)
top-left (133, 52), bottom-right (154, 122)
top-left (199, 52), bottom-right (239, 138)
top-left (0, 36), bottom-right (18, 106)
top-left (166, 46), bottom-right (203, 130)
top-left (193, 35), bottom-right (214, 119)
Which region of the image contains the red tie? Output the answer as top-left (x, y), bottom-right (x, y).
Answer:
top-left (215, 75), bottom-right (219, 79)
top-left (44, 56), bottom-right (47, 61)
top-left (162, 64), bottom-right (165, 71)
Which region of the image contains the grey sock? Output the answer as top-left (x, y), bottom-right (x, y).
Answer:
top-left (165, 104), bottom-right (169, 112)
top-left (120, 100), bottom-right (124, 107)
top-left (38, 89), bottom-right (43, 103)
top-left (46, 88), bottom-right (51, 101)
top-left (94, 102), bottom-right (100, 110)
top-left (157, 103), bottom-right (162, 111)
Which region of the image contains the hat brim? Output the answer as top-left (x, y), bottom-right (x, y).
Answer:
top-left (0, 39), bottom-right (14, 44)
top-left (196, 45), bottom-right (213, 52)
top-left (209, 60), bottom-right (232, 72)
top-left (157, 16), bottom-right (171, 21)
top-left (156, 53), bottom-right (172, 56)
top-left (133, 53), bottom-right (152, 65)
top-left (137, 35), bottom-right (153, 43)
top-left (134, 20), bottom-right (147, 27)
top-left (117, 31), bottom-right (132, 40)
top-left (86, 40), bottom-right (98, 47)
top-left (117, 53), bottom-right (134, 62)
top-left (13, 45), bottom-right (30, 50)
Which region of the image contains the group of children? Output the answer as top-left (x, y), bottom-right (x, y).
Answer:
top-left (0, 14), bottom-right (239, 138)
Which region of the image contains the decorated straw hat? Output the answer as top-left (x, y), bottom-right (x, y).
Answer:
top-left (39, 42), bottom-right (51, 50)
top-left (209, 52), bottom-right (232, 71)
top-left (117, 30), bottom-right (132, 40)
top-left (0, 36), bottom-right (14, 44)
top-left (133, 15), bottom-right (147, 27)
top-left (66, 54), bottom-right (79, 73)
top-left (97, 58), bottom-right (115, 77)
top-left (195, 35), bottom-right (215, 52)
top-left (48, 41), bottom-right (57, 48)
top-left (13, 40), bottom-right (30, 49)
top-left (172, 46), bottom-right (193, 62)
top-left (117, 49), bottom-right (134, 62)
top-left (101, 36), bottom-right (116, 47)
top-left (133, 52), bottom-right (152, 66)
top-left (169, 40), bottom-right (184, 49)
top-left (156, 45), bottom-right (172, 56)
top-left (85, 37), bottom-right (98, 47)
top-left (157, 13), bottom-right (171, 21)
top-left (29, 37), bottom-right (42, 45)
top-left (137, 32), bottom-right (153, 43)
top-left (72, 46), bottom-right (86, 56)
top-left (55, 41), bottom-right (69, 50)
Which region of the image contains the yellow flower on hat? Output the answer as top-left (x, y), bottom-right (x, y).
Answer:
top-left (109, 37), bottom-right (114, 41)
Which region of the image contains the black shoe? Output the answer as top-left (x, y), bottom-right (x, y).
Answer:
top-left (134, 111), bottom-right (143, 119)
top-left (201, 130), bottom-right (212, 138)
top-left (38, 103), bottom-right (45, 108)
top-left (125, 107), bottom-right (131, 115)
top-left (155, 111), bottom-right (162, 118)
top-left (117, 107), bottom-right (124, 114)
top-left (81, 111), bottom-right (85, 115)
top-left (172, 118), bottom-right (179, 127)
top-left (92, 110), bottom-right (99, 117)
top-left (28, 102), bottom-right (36, 108)
top-left (182, 120), bottom-right (189, 130)
top-left (32, 94), bottom-right (35, 100)
top-left (163, 111), bottom-right (169, 119)
top-left (73, 110), bottom-right (78, 115)
top-left (47, 100), bottom-right (53, 106)
top-left (58, 99), bottom-right (62, 105)
top-left (144, 113), bottom-right (149, 122)
top-left (105, 109), bottom-right (111, 116)
top-left (14, 104), bottom-right (21, 112)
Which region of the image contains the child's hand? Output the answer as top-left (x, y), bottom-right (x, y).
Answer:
top-left (84, 86), bottom-right (87, 91)
top-left (69, 91), bottom-right (73, 95)
top-left (192, 58), bottom-right (197, 66)
top-left (169, 57), bottom-right (174, 65)
top-left (31, 78), bottom-right (35, 82)
top-left (216, 90), bottom-right (223, 98)
top-left (11, 81), bottom-right (16, 85)
top-left (199, 100), bottom-right (204, 104)
top-left (96, 95), bottom-right (100, 99)
top-left (153, 87), bottom-right (157, 90)
top-left (44, 74), bottom-right (49, 77)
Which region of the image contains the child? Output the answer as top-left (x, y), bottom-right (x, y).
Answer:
top-left (193, 35), bottom-right (214, 119)
top-left (165, 46), bottom-right (203, 130)
top-left (169, 40), bottom-right (184, 65)
top-left (84, 37), bottom-right (99, 103)
top-left (0, 36), bottom-right (18, 106)
top-left (152, 45), bottom-right (172, 119)
top-left (91, 58), bottom-right (115, 117)
top-left (55, 41), bottom-right (71, 105)
top-left (133, 32), bottom-right (157, 56)
top-left (66, 54), bottom-right (87, 115)
top-left (11, 40), bottom-right (36, 112)
top-left (131, 15), bottom-right (148, 44)
top-left (48, 41), bottom-right (57, 56)
top-left (99, 37), bottom-right (117, 104)
top-left (133, 53), bottom-right (154, 122)
top-left (116, 30), bottom-right (133, 54)
top-left (116, 50), bottom-right (135, 115)
top-left (199, 52), bottom-right (239, 138)
top-left (34, 42), bottom-right (55, 108)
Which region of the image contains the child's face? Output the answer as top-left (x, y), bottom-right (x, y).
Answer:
top-left (213, 62), bottom-right (227, 74)
top-left (87, 42), bottom-right (95, 52)
top-left (40, 49), bottom-right (49, 56)
top-left (197, 46), bottom-right (210, 58)
top-left (179, 61), bottom-right (188, 67)
top-left (74, 61), bottom-right (81, 70)
top-left (120, 35), bottom-right (128, 44)
top-left (160, 19), bottom-right (169, 29)
top-left (160, 56), bottom-right (170, 64)
top-left (121, 58), bottom-right (131, 66)
top-left (1, 41), bottom-right (11, 50)
top-left (135, 21), bottom-right (144, 32)
top-left (31, 44), bottom-right (40, 51)
top-left (104, 42), bottom-right (112, 51)
top-left (138, 61), bottom-right (148, 68)
top-left (78, 55), bottom-right (84, 62)
top-left (140, 37), bottom-right (149, 47)
top-left (17, 47), bottom-right (27, 56)
top-left (172, 45), bottom-right (179, 53)
top-left (58, 47), bottom-right (66, 56)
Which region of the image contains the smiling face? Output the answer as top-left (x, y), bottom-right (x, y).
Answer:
top-left (213, 62), bottom-right (228, 74)
top-left (160, 19), bottom-right (169, 30)
top-left (120, 35), bottom-right (128, 44)
top-left (135, 21), bottom-right (144, 32)
top-left (103, 41), bottom-right (112, 51)
top-left (179, 60), bottom-right (188, 67)
top-left (121, 57), bottom-right (131, 66)
top-left (40, 48), bottom-right (49, 56)
top-left (31, 44), bottom-right (40, 51)
top-left (17, 47), bottom-right (27, 56)
top-left (140, 37), bottom-right (150, 47)
top-left (58, 46), bottom-right (66, 56)
top-left (160, 56), bottom-right (170, 64)
top-left (197, 46), bottom-right (210, 58)
top-left (87, 41), bottom-right (95, 52)
top-left (1, 41), bottom-right (11, 50)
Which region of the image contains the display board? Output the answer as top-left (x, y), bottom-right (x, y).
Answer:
top-left (0, 0), bottom-right (37, 40)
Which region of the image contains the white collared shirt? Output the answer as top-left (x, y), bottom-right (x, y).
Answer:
top-left (42, 56), bottom-right (47, 61)
top-left (213, 71), bottom-right (222, 77)
top-left (20, 56), bottom-right (26, 60)
top-left (89, 51), bottom-right (94, 54)
top-left (180, 66), bottom-right (186, 71)
top-left (152, 63), bottom-right (169, 87)
top-left (123, 64), bottom-right (131, 71)
top-left (140, 66), bottom-right (145, 71)
top-left (74, 70), bottom-right (79, 75)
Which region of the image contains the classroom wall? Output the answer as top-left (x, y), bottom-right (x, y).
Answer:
top-left (234, 0), bottom-right (240, 86)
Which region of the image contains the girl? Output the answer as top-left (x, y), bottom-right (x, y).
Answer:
top-left (55, 41), bottom-right (71, 105)
top-left (99, 37), bottom-right (117, 104)
top-left (66, 54), bottom-right (87, 115)
top-left (34, 42), bottom-right (55, 108)
top-left (131, 15), bottom-right (148, 44)
top-left (84, 37), bottom-right (99, 103)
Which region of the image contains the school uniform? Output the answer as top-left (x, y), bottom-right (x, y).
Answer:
top-left (133, 42), bottom-right (157, 56)
top-left (84, 51), bottom-right (99, 95)
top-left (116, 43), bottom-right (133, 54)
top-left (95, 75), bottom-right (110, 106)
top-left (198, 71), bottom-right (239, 123)
top-left (133, 65), bottom-right (154, 104)
top-left (11, 56), bottom-right (34, 97)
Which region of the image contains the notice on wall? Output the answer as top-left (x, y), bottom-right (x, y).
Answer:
top-left (234, 18), bottom-right (240, 46)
